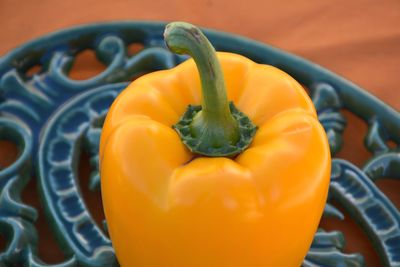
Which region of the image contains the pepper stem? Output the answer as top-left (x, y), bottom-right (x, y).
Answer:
top-left (165, 22), bottom-right (256, 157)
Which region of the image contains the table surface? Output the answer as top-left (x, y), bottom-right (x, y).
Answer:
top-left (0, 0), bottom-right (399, 266)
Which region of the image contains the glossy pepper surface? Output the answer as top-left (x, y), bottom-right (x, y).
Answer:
top-left (100, 22), bottom-right (331, 267)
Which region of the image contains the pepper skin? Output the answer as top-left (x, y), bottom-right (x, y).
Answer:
top-left (100, 23), bottom-right (330, 267)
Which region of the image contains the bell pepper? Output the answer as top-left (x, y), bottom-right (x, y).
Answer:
top-left (100, 22), bottom-right (330, 267)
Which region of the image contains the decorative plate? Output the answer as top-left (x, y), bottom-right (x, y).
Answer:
top-left (0, 21), bottom-right (399, 267)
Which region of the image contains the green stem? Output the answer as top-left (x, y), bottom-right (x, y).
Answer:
top-left (164, 22), bottom-right (239, 150)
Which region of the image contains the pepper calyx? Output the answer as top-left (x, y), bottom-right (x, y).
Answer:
top-left (173, 102), bottom-right (257, 157)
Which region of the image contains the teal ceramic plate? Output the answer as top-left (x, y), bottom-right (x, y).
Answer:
top-left (0, 22), bottom-right (399, 266)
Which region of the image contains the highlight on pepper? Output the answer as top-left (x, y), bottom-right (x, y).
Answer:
top-left (100, 21), bottom-right (331, 267)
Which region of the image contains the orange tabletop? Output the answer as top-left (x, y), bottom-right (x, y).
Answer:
top-left (0, 0), bottom-right (399, 266)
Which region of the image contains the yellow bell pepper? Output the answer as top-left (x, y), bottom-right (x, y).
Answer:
top-left (100, 22), bottom-right (330, 267)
